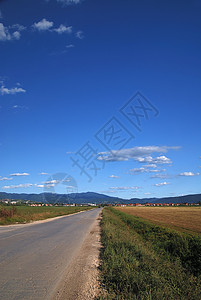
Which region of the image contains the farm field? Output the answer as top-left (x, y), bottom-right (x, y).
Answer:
top-left (0, 205), bottom-right (93, 225)
top-left (99, 207), bottom-right (201, 299)
top-left (116, 206), bottom-right (201, 234)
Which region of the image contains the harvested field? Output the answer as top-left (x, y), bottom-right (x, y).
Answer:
top-left (116, 206), bottom-right (201, 234)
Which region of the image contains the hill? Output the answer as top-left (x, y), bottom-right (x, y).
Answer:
top-left (0, 191), bottom-right (201, 204)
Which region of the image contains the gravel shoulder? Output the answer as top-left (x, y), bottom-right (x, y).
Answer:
top-left (51, 211), bottom-right (102, 300)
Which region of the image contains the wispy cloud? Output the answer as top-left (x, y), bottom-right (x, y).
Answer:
top-left (76, 30), bottom-right (84, 39)
top-left (12, 105), bottom-right (28, 110)
top-left (179, 172), bottom-right (200, 176)
top-left (53, 25), bottom-right (72, 34)
top-left (0, 83), bottom-right (26, 95)
top-left (109, 175), bottom-right (120, 178)
top-left (151, 173), bottom-right (171, 179)
top-left (110, 186), bottom-right (139, 190)
top-left (2, 183), bottom-right (33, 189)
top-left (40, 172), bottom-right (49, 175)
top-left (66, 151), bottom-right (75, 154)
top-left (143, 164), bottom-right (157, 168)
top-left (135, 155), bottom-right (172, 164)
top-left (66, 44), bottom-right (74, 49)
top-left (0, 177), bottom-right (13, 181)
top-left (56, 0), bottom-right (83, 5)
top-left (154, 182), bottom-right (170, 187)
top-left (129, 167), bottom-right (166, 174)
top-left (10, 172), bottom-right (30, 176)
top-left (9, 24), bottom-right (26, 31)
top-left (129, 167), bottom-right (148, 173)
top-left (42, 180), bottom-right (60, 184)
top-left (97, 146), bottom-right (179, 162)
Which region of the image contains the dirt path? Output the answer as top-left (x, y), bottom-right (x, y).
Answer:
top-left (51, 211), bottom-right (102, 300)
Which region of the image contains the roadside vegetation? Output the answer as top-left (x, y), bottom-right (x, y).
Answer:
top-left (99, 207), bottom-right (201, 299)
top-left (0, 205), bottom-right (93, 225)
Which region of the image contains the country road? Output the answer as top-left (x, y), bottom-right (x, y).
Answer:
top-left (0, 208), bottom-right (102, 300)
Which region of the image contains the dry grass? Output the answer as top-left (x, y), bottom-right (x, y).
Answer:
top-left (116, 206), bottom-right (201, 234)
top-left (0, 206), bottom-right (93, 225)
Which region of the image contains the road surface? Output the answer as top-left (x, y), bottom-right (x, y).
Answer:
top-left (0, 208), bottom-right (102, 300)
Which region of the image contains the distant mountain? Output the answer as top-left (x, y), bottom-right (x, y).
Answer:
top-left (153, 194), bottom-right (201, 204)
top-left (129, 194), bottom-right (201, 204)
top-left (0, 191), bottom-right (201, 204)
top-left (0, 191), bottom-right (123, 204)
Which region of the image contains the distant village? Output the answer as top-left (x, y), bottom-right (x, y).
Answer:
top-left (0, 199), bottom-right (97, 207)
top-left (0, 198), bottom-right (200, 207)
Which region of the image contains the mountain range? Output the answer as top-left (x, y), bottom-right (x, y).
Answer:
top-left (0, 191), bottom-right (201, 204)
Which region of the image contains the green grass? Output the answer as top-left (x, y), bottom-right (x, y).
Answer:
top-left (99, 207), bottom-right (201, 299)
top-left (0, 205), bottom-right (93, 225)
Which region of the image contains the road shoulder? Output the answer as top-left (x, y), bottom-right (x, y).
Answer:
top-left (51, 211), bottom-right (102, 300)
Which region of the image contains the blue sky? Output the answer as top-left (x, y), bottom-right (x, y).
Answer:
top-left (0, 0), bottom-right (201, 199)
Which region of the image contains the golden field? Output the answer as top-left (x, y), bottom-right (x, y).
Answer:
top-left (116, 206), bottom-right (201, 234)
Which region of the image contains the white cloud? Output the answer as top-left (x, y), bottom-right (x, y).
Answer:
top-left (36, 184), bottom-right (45, 188)
top-left (12, 31), bottom-right (21, 40)
top-left (32, 19), bottom-right (73, 36)
top-left (40, 172), bottom-right (48, 175)
top-left (2, 183), bottom-right (33, 189)
top-left (0, 84), bottom-right (26, 95)
top-left (43, 180), bottom-right (60, 184)
top-left (76, 30), bottom-right (84, 39)
top-left (33, 19), bottom-right (54, 31)
top-left (44, 184), bottom-right (55, 188)
top-left (154, 182), bottom-right (170, 187)
top-left (130, 167), bottom-right (147, 173)
top-left (135, 155), bottom-right (172, 164)
top-left (10, 172), bottom-right (30, 176)
top-left (0, 23), bottom-right (23, 41)
top-left (97, 146), bottom-right (179, 162)
top-left (0, 23), bottom-right (11, 41)
top-left (110, 186), bottom-right (139, 190)
top-left (144, 192), bottom-right (151, 195)
top-left (0, 177), bottom-right (13, 181)
top-left (53, 25), bottom-right (72, 34)
top-left (179, 172), bottom-right (200, 176)
top-left (109, 175), bottom-right (120, 178)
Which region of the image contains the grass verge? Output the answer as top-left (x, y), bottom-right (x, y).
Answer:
top-left (0, 205), bottom-right (93, 225)
top-left (99, 207), bottom-right (201, 299)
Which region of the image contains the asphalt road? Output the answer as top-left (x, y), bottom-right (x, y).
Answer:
top-left (0, 208), bottom-right (102, 300)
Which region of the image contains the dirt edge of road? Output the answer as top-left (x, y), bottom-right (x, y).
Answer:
top-left (51, 210), bottom-right (103, 300)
